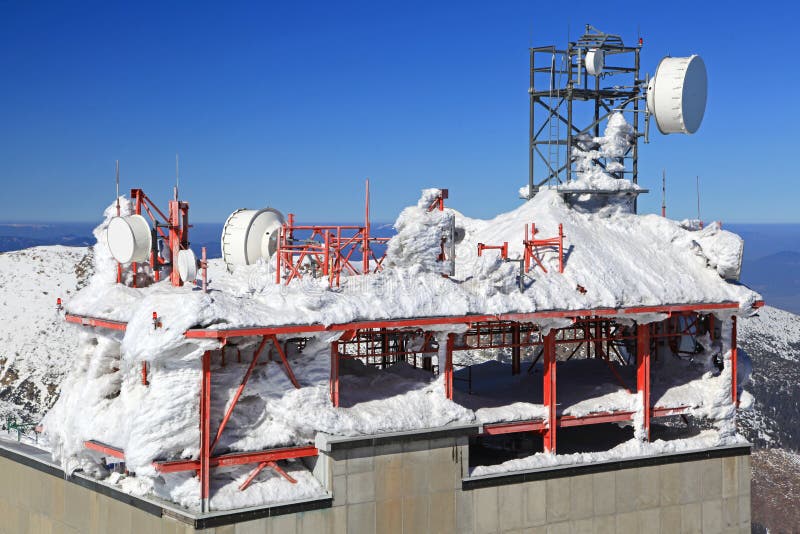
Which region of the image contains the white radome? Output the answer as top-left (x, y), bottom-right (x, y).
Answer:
top-left (585, 49), bottom-right (604, 76)
top-left (647, 54), bottom-right (708, 134)
top-left (106, 215), bottom-right (152, 264)
top-left (221, 208), bottom-right (285, 270)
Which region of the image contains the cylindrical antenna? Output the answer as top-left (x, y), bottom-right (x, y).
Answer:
top-left (115, 160), bottom-right (120, 216)
top-left (661, 169), bottom-right (666, 217)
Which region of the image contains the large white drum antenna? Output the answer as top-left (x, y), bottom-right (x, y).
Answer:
top-left (221, 208), bottom-right (285, 271)
top-left (107, 215), bottom-right (152, 265)
top-left (647, 55), bottom-right (708, 135)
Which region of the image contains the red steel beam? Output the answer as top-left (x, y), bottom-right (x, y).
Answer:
top-left (68, 303), bottom-right (743, 338)
top-left (183, 302), bottom-right (741, 340)
top-left (623, 302), bottom-right (738, 315)
top-left (483, 420), bottom-right (547, 435)
top-left (239, 460), bottom-right (297, 491)
top-left (651, 405), bottom-right (690, 417)
top-left (153, 445), bottom-right (319, 473)
top-left (558, 410), bottom-right (634, 428)
top-left (84, 440), bottom-right (124, 459)
top-left (487, 406), bottom-right (690, 435)
top-left (65, 314), bottom-right (127, 331)
top-left (200, 350), bottom-right (211, 511)
top-left (481, 405), bottom-right (691, 435)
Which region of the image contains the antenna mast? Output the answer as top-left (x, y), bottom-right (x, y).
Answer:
top-left (175, 153), bottom-right (179, 201)
top-left (661, 169), bottom-right (666, 217)
top-left (115, 160), bottom-right (120, 216)
top-left (696, 175), bottom-right (701, 226)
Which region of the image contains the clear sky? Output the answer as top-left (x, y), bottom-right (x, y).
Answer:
top-left (0, 1), bottom-right (795, 223)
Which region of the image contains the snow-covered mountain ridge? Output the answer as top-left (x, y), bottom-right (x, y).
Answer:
top-left (0, 246), bottom-right (90, 422)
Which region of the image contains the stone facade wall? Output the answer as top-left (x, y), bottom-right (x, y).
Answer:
top-left (0, 436), bottom-right (751, 533)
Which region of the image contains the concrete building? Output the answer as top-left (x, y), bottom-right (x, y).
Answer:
top-left (0, 424), bottom-right (750, 533)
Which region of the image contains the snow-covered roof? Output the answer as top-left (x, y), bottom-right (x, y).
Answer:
top-left (66, 113), bottom-right (759, 344)
top-left (65, 186), bottom-right (758, 350)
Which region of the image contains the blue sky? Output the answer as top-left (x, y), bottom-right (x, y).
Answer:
top-left (0, 1), bottom-right (795, 223)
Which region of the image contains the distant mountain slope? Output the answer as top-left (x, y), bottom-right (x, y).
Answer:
top-left (0, 246), bottom-right (91, 421)
top-left (738, 305), bottom-right (800, 450)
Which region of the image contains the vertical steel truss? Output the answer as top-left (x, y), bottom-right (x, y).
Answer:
top-left (527, 25), bottom-right (642, 196)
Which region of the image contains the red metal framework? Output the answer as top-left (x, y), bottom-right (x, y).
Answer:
top-left (274, 181), bottom-right (390, 287)
top-left (69, 299), bottom-right (746, 510)
top-left (523, 222), bottom-right (565, 274)
top-left (322, 310), bottom-right (738, 455)
top-left (477, 242), bottom-right (509, 259)
top-left (121, 188), bottom-right (191, 288)
top-left (426, 189), bottom-right (449, 212)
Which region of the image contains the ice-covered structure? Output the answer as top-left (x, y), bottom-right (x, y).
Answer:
top-left (41, 115), bottom-right (761, 512)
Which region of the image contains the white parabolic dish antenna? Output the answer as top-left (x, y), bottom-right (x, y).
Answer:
top-left (221, 208), bottom-right (285, 270)
top-left (647, 55), bottom-right (707, 134)
top-left (585, 49), bottom-right (604, 76)
top-left (106, 215), bottom-right (152, 264)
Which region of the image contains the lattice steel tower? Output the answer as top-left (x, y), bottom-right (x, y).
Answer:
top-left (526, 25), bottom-right (644, 197)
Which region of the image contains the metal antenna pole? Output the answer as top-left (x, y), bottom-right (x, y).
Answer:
top-left (363, 178), bottom-right (371, 274)
top-left (115, 160), bottom-right (120, 216)
top-left (175, 153), bottom-right (179, 201)
top-left (696, 176), bottom-right (701, 222)
top-left (661, 169), bottom-right (666, 217)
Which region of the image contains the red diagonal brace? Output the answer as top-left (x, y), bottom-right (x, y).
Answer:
top-left (239, 460), bottom-right (297, 491)
top-left (269, 335), bottom-right (300, 389)
top-left (211, 337), bottom-right (269, 453)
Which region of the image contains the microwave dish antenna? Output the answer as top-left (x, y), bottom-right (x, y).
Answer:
top-left (177, 248), bottom-right (198, 284)
top-left (647, 55), bottom-right (707, 134)
top-left (585, 48), bottom-right (604, 76)
top-left (221, 208), bottom-right (285, 271)
top-left (107, 215), bottom-right (152, 264)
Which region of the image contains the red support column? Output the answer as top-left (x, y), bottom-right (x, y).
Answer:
top-left (511, 323), bottom-right (521, 375)
top-left (200, 350), bottom-right (212, 512)
top-left (542, 331), bottom-right (557, 453)
top-left (169, 200), bottom-right (182, 287)
top-left (330, 340), bottom-right (340, 407)
top-left (444, 334), bottom-right (454, 399)
top-left (731, 316), bottom-right (738, 406)
top-left (636, 323), bottom-right (651, 441)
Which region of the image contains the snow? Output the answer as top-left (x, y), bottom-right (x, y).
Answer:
top-left (0, 246), bottom-right (89, 421)
top-left (739, 305), bottom-right (800, 361)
